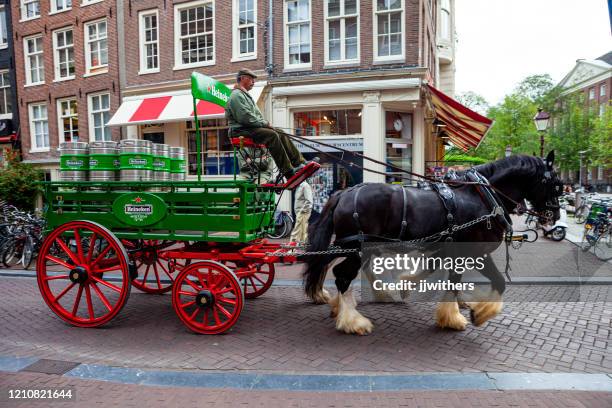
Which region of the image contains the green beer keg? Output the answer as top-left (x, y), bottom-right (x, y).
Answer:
top-left (152, 144), bottom-right (171, 181)
top-left (89, 141), bottom-right (119, 181)
top-left (169, 146), bottom-right (186, 181)
top-left (59, 142), bottom-right (89, 181)
top-left (119, 139), bottom-right (153, 181)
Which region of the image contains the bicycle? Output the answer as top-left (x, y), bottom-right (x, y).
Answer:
top-left (581, 207), bottom-right (612, 261)
top-left (267, 210), bottom-right (294, 239)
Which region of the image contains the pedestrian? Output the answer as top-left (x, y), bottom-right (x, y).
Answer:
top-left (290, 180), bottom-right (313, 245)
top-left (225, 68), bottom-right (317, 180)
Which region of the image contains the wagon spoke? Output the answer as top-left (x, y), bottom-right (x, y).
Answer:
top-left (218, 297), bottom-right (236, 306)
top-left (90, 282), bottom-right (112, 312)
top-left (92, 243), bottom-right (113, 266)
top-left (212, 307), bottom-right (221, 326)
top-left (72, 284), bottom-right (84, 316)
top-left (156, 259), bottom-right (173, 281)
top-left (203, 309), bottom-right (210, 325)
top-left (252, 274), bottom-right (266, 285)
top-left (95, 264), bottom-right (123, 274)
top-left (85, 285), bottom-right (95, 320)
top-left (73, 228), bottom-right (84, 263)
top-left (54, 237), bottom-right (80, 265)
top-left (53, 282), bottom-right (76, 303)
top-left (181, 300), bottom-right (196, 309)
top-left (189, 307), bottom-right (199, 320)
top-left (184, 277), bottom-right (201, 292)
top-left (248, 276), bottom-right (259, 291)
top-left (44, 274), bottom-right (70, 281)
top-left (90, 276), bottom-right (122, 293)
top-left (178, 290), bottom-right (197, 297)
top-left (215, 287), bottom-right (234, 296)
top-left (142, 264), bottom-right (151, 285)
top-left (197, 271), bottom-right (207, 289)
top-left (86, 232), bottom-right (98, 262)
top-left (153, 263), bottom-right (162, 289)
top-left (216, 304), bottom-right (233, 319)
top-left (45, 255), bottom-right (73, 270)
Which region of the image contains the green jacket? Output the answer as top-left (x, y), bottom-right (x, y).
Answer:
top-left (225, 88), bottom-right (267, 132)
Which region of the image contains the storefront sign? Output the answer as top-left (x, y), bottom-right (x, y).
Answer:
top-left (295, 138), bottom-right (363, 153)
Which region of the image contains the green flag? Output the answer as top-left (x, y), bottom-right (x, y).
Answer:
top-left (190, 72), bottom-right (232, 107)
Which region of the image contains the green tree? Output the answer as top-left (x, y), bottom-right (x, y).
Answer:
top-left (0, 149), bottom-right (43, 211)
top-left (456, 91), bottom-right (489, 116)
top-left (515, 74), bottom-right (555, 105)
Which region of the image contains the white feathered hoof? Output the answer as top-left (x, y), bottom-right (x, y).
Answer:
top-left (334, 290), bottom-right (374, 335)
top-left (436, 301), bottom-right (467, 331)
top-left (311, 288), bottom-right (332, 305)
top-left (468, 291), bottom-right (503, 327)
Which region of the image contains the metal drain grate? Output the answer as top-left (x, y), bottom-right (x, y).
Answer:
top-left (21, 359), bottom-right (80, 375)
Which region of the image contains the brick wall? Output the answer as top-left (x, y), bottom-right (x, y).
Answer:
top-left (12, 0), bottom-right (121, 162)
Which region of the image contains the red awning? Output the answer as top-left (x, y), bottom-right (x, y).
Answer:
top-left (426, 85), bottom-right (494, 152)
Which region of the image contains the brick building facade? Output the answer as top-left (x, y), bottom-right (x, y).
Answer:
top-left (11, 0), bottom-right (121, 179)
top-left (0, 0), bottom-right (19, 165)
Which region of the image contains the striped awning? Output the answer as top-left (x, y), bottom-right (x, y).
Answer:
top-left (107, 85), bottom-right (266, 127)
top-left (426, 85), bottom-right (494, 152)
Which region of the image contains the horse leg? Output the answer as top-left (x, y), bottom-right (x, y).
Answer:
top-left (435, 271), bottom-right (468, 331)
top-left (467, 256), bottom-right (505, 326)
top-left (331, 254), bottom-right (373, 335)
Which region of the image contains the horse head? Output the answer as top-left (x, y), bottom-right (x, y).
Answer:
top-left (525, 151), bottom-right (563, 224)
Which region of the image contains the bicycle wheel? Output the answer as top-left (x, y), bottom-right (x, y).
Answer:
top-left (22, 236), bottom-right (35, 269)
top-left (2, 237), bottom-right (24, 268)
top-left (575, 206), bottom-right (589, 224)
top-left (281, 214), bottom-right (294, 238)
top-left (593, 229), bottom-right (612, 261)
top-left (267, 217), bottom-right (288, 239)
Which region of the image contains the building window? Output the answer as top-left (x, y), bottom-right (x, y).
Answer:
top-left (174, 0), bottom-right (215, 69)
top-left (24, 35), bottom-right (45, 85)
top-left (53, 28), bottom-right (75, 80)
top-left (600, 103), bottom-right (606, 117)
top-left (588, 88), bottom-right (595, 100)
top-left (285, 0), bottom-right (311, 68)
top-left (0, 71), bottom-right (11, 117)
top-left (88, 93), bottom-right (111, 141)
top-left (601, 84), bottom-right (607, 97)
top-left (374, 0), bottom-right (404, 60)
top-left (29, 103), bottom-right (49, 151)
top-left (139, 10), bottom-right (159, 73)
top-left (233, 0), bottom-right (256, 59)
top-left (57, 99), bottom-right (78, 142)
top-left (385, 111), bottom-right (412, 183)
top-left (0, 6), bottom-right (7, 48)
top-left (325, 0), bottom-right (359, 64)
top-left (51, 0), bottom-right (72, 13)
top-left (293, 109), bottom-right (362, 136)
top-left (84, 19), bottom-right (108, 74)
top-left (21, 0), bottom-right (40, 20)
top-left (82, 0), bottom-right (104, 5)
top-left (186, 119), bottom-right (234, 176)
top-left (439, 0), bottom-right (451, 40)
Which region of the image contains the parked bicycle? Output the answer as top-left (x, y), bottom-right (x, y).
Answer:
top-left (581, 203), bottom-right (612, 261)
top-left (267, 210), bottom-right (294, 239)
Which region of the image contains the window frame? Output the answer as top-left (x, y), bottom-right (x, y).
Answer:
top-left (139, 9), bottom-right (160, 74)
top-left (53, 27), bottom-right (75, 82)
top-left (173, 0), bottom-right (216, 70)
top-left (28, 102), bottom-right (49, 152)
top-left (88, 92), bottom-right (111, 142)
top-left (20, 0), bottom-right (40, 22)
top-left (600, 84), bottom-right (607, 97)
top-left (0, 70), bottom-right (11, 119)
top-left (324, 0), bottom-right (360, 66)
top-left (0, 5), bottom-right (7, 49)
top-left (588, 87), bottom-right (595, 100)
top-left (81, 0), bottom-right (104, 6)
top-left (50, 0), bottom-right (72, 15)
top-left (23, 34), bottom-right (45, 86)
top-left (232, 0), bottom-right (257, 61)
top-left (373, 0), bottom-right (405, 62)
top-left (84, 18), bottom-right (109, 76)
top-left (284, 0), bottom-right (312, 70)
top-left (57, 97), bottom-right (79, 143)
top-left (439, 0), bottom-right (451, 41)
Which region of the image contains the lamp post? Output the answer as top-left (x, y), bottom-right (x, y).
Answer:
top-left (533, 108), bottom-right (550, 157)
top-left (505, 145), bottom-right (512, 157)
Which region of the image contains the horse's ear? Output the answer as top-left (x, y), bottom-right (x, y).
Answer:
top-left (545, 150), bottom-right (555, 168)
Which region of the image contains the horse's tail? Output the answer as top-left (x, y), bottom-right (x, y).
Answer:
top-left (303, 190), bottom-right (342, 299)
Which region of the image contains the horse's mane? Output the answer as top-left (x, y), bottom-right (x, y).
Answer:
top-left (473, 155), bottom-right (546, 184)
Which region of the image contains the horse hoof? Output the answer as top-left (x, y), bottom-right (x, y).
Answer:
top-left (468, 300), bottom-right (503, 327)
top-left (312, 288), bottom-right (332, 305)
top-left (337, 315), bottom-right (373, 335)
top-left (436, 302), bottom-right (467, 331)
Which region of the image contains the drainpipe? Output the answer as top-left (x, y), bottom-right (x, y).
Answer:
top-left (267, 0), bottom-right (273, 76)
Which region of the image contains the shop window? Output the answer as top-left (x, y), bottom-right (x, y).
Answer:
top-left (186, 119), bottom-right (234, 176)
top-left (384, 111), bottom-right (412, 183)
top-left (293, 109), bottom-right (361, 136)
top-left (143, 132), bottom-right (164, 144)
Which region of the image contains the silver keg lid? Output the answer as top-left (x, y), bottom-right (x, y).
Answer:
top-left (59, 142), bottom-right (88, 150)
top-left (119, 139), bottom-right (152, 148)
top-left (153, 144), bottom-right (170, 154)
top-left (90, 141), bottom-right (118, 149)
top-left (169, 146), bottom-right (185, 154)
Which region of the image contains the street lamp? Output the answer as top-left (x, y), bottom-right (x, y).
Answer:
top-left (533, 108), bottom-right (550, 157)
top-left (505, 145), bottom-right (512, 157)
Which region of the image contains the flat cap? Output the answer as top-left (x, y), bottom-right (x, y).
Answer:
top-left (237, 68), bottom-right (258, 79)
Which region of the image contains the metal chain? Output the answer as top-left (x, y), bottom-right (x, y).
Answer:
top-left (265, 208), bottom-right (502, 257)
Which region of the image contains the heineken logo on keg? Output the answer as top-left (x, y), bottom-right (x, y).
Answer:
top-left (113, 193), bottom-right (167, 226)
top-left (89, 159), bottom-right (98, 166)
top-left (129, 158), bottom-right (148, 166)
top-left (66, 160), bottom-right (83, 167)
top-left (153, 160), bottom-right (165, 169)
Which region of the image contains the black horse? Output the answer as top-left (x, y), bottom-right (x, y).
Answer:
top-left (304, 152), bottom-right (562, 335)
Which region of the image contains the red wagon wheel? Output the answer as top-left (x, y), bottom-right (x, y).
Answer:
top-left (123, 240), bottom-right (179, 294)
top-left (36, 221), bottom-right (131, 328)
top-left (172, 261), bottom-right (244, 334)
top-left (223, 261), bottom-right (275, 299)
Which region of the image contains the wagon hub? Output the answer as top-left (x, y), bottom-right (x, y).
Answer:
top-left (195, 290), bottom-right (214, 309)
top-left (69, 266), bottom-right (88, 284)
